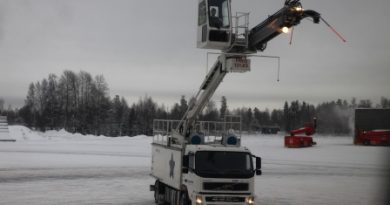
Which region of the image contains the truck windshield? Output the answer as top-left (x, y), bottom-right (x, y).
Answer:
top-left (195, 151), bottom-right (254, 178)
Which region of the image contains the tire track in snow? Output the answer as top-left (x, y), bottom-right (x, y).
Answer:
top-left (0, 167), bottom-right (150, 183)
top-left (0, 150), bottom-right (150, 158)
top-left (261, 159), bottom-right (389, 177)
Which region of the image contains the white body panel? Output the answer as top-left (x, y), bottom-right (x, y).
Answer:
top-left (151, 144), bottom-right (182, 189)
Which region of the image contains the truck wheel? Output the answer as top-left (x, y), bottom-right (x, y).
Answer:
top-left (154, 181), bottom-right (159, 203)
top-left (154, 181), bottom-right (165, 205)
top-left (363, 140), bottom-right (370, 145)
top-left (179, 192), bottom-right (190, 205)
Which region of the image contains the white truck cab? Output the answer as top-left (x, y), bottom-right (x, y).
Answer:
top-left (182, 144), bottom-right (260, 205)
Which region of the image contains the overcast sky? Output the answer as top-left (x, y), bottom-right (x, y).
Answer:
top-left (1, 0), bottom-right (389, 110)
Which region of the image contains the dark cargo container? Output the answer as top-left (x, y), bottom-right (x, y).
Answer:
top-left (354, 109), bottom-right (390, 145)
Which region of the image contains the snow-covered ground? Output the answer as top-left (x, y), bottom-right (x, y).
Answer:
top-left (0, 126), bottom-right (389, 205)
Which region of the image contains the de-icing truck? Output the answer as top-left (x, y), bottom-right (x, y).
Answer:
top-left (151, 125), bottom-right (261, 205)
top-left (150, 0), bottom-right (325, 204)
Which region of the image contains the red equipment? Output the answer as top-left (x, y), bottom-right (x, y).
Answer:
top-left (356, 130), bottom-right (390, 146)
top-left (285, 118), bottom-right (317, 148)
top-left (354, 109), bottom-right (390, 146)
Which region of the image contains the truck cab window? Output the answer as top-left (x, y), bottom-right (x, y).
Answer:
top-left (246, 154), bottom-right (251, 170)
top-left (208, 0), bottom-right (229, 28)
top-left (195, 151), bottom-right (254, 178)
top-left (221, 0), bottom-right (229, 27)
top-left (198, 1), bottom-right (206, 26)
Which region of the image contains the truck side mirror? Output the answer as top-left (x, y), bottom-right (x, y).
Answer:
top-left (256, 157), bottom-right (261, 169)
top-left (182, 155), bottom-right (189, 174)
top-left (183, 155), bottom-right (189, 167)
top-left (256, 169), bottom-right (262, 175)
top-left (182, 167), bottom-right (189, 174)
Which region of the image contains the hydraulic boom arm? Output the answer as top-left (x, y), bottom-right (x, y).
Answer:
top-left (289, 118), bottom-right (317, 136)
top-left (247, 0), bottom-right (320, 52)
top-left (174, 0), bottom-right (323, 145)
top-left (177, 55), bottom-right (230, 138)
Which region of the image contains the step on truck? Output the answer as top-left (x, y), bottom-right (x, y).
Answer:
top-left (150, 0), bottom-right (325, 204)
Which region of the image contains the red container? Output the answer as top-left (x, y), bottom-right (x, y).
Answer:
top-left (285, 136), bottom-right (315, 148)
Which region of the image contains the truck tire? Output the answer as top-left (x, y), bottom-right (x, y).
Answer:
top-left (154, 180), bottom-right (165, 205)
top-left (154, 181), bottom-right (159, 203)
top-left (179, 192), bottom-right (191, 205)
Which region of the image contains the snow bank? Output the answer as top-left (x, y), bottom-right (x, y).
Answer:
top-left (2, 126), bottom-right (153, 170)
top-left (8, 125), bottom-right (46, 141)
top-left (8, 125), bottom-right (150, 141)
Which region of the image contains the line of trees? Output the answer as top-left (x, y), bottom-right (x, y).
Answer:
top-left (8, 70), bottom-right (227, 136)
top-left (1, 71), bottom-right (390, 136)
top-left (230, 97), bottom-right (390, 134)
top-left (14, 70), bottom-right (168, 136)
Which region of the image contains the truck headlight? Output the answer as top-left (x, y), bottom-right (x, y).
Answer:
top-left (246, 196), bottom-right (254, 205)
top-left (281, 26), bottom-right (289, 33)
top-left (294, 6), bottom-right (303, 12)
top-left (196, 195), bottom-right (203, 205)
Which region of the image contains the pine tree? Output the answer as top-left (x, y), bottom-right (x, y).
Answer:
top-left (203, 100), bottom-right (218, 121)
top-left (59, 70), bottom-right (79, 131)
top-left (0, 98), bottom-right (4, 112)
top-left (179, 95), bottom-right (188, 117)
top-left (45, 74), bottom-right (61, 129)
top-left (283, 101), bottom-right (290, 131)
top-left (220, 96), bottom-right (228, 119)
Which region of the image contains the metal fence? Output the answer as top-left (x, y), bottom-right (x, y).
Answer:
top-left (153, 115), bottom-right (241, 138)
